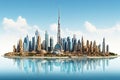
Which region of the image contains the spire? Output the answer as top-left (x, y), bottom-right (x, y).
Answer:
top-left (57, 9), bottom-right (61, 44)
top-left (58, 9), bottom-right (60, 24)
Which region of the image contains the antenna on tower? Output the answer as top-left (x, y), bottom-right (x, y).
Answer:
top-left (57, 8), bottom-right (61, 44)
top-left (58, 8), bottom-right (60, 23)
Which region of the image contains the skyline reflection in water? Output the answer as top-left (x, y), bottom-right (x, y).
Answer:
top-left (12, 58), bottom-right (115, 74)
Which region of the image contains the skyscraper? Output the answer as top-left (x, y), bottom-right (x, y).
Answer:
top-left (53, 10), bottom-right (63, 53)
top-left (77, 39), bottom-right (81, 51)
top-left (41, 40), bottom-right (45, 50)
top-left (18, 38), bottom-right (23, 53)
top-left (23, 35), bottom-right (29, 52)
top-left (13, 45), bottom-right (16, 52)
top-left (32, 36), bottom-right (36, 51)
top-left (72, 35), bottom-right (77, 52)
top-left (64, 40), bottom-right (68, 52)
top-left (35, 30), bottom-right (40, 39)
top-left (90, 41), bottom-right (93, 53)
top-left (102, 38), bottom-right (105, 54)
top-left (35, 30), bottom-right (40, 51)
top-left (93, 41), bottom-right (96, 52)
top-left (57, 10), bottom-right (61, 44)
top-left (50, 37), bottom-right (54, 51)
top-left (29, 41), bottom-right (32, 51)
top-left (45, 31), bottom-right (49, 51)
top-left (81, 36), bottom-right (84, 53)
top-left (98, 44), bottom-right (101, 53)
top-left (67, 37), bottom-right (71, 52)
top-left (62, 38), bottom-right (66, 51)
top-left (106, 45), bottom-right (109, 53)
top-left (86, 40), bottom-right (89, 53)
top-left (36, 35), bottom-right (41, 52)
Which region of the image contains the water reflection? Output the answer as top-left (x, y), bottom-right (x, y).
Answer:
top-left (13, 58), bottom-right (115, 74)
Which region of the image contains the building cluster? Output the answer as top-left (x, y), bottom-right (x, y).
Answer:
top-left (56, 36), bottom-right (109, 54)
top-left (13, 30), bottom-right (54, 54)
top-left (13, 11), bottom-right (109, 55)
top-left (13, 31), bottom-right (109, 55)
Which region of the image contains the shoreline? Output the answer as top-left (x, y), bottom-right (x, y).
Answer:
top-left (3, 55), bottom-right (119, 59)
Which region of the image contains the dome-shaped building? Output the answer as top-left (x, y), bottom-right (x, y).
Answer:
top-left (54, 43), bottom-right (62, 51)
top-left (53, 43), bottom-right (62, 54)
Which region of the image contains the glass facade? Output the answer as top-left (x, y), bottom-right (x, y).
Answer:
top-left (23, 35), bottom-right (29, 51)
top-left (50, 37), bottom-right (53, 51)
top-left (45, 31), bottom-right (49, 51)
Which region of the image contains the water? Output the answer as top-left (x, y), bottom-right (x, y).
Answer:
top-left (0, 55), bottom-right (120, 80)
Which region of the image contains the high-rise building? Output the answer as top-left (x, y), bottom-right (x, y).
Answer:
top-left (98, 44), bottom-right (101, 53)
top-left (93, 41), bottom-right (96, 52)
top-left (64, 40), bottom-right (68, 52)
top-left (36, 35), bottom-right (41, 52)
top-left (35, 30), bottom-right (40, 51)
top-left (70, 38), bottom-right (72, 51)
top-left (67, 37), bottom-right (71, 52)
top-left (77, 39), bottom-right (81, 51)
top-left (90, 41), bottom-right (93, 53)
top-left (29, 41), bottom-right (32, 51)
top-left (54, 10), bottom-right (63, 52)
top-left (23, 35), bottom-right (29, 52)
top-left (86, 40), bottom-right (89, 48)
top-left (18, 38), bottom-right (23, 53)
top-left (86, 40), bottom-right (90, 52)
top-left (62, 38), bottom-right (66, 51)
top-left (45, 31), bottom-right (49, 51)
top-left (41, 40), bottom-right (45, 50)
top-left (81, 36), bottom-right (84, 53)
top-left (17, 43), bottom-right (19, 52)
top-left (32, 36), bottom-right (36, 51)
top-left (72, 35), bottom-right (77, 52)
top-left (50, 37), bottom-right (54, 51)
top-left (13, 45), bottom-right (16, 52)
top-left (106, 45), bottom-right (109, 53)
top-left (102, 38), bottom-right (105, 54)
top-left (35, 30), bottom-right (40, 40)
top-left (57, 10), bottom-right (61, 44)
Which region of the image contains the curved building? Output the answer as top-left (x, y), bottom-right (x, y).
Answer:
top-left (54, 43), bottom-right (62, 51)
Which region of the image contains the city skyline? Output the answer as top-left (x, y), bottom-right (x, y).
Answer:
top-left (11, 10), bottom-right (109, 55)
top-left (13, 18), bottom-right (109, 56)
top-left (0, 0), bottom-right (120, 54)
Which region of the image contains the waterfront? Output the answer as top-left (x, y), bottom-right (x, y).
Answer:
top-left (0, 55), bottom-right (120, 80)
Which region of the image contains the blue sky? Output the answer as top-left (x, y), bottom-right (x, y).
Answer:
top-left (0, 0), bottom-right (120, 30)
top-left (0, 0), bottom-right (120, 54)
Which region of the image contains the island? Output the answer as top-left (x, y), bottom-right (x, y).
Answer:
top-left (4, 32), bottom-right (117, 59)
top-left (4, 12), bottom-right (117, 58)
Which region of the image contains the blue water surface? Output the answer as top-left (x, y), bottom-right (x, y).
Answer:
top-left (0, 55), bottom-right (120, 80)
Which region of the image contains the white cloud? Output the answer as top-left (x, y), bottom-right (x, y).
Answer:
top-left (3, 16), bottom-right (30, 34)
top-left (50, 23), bottom-right (57, 32)
top-left (84, 21), bottom-right (97, 32)
top-left (49, 23), bottom-right (83, 46)
top-left (0, 34), bottom-right (19, 55)
top-left (1, 16), bottom-right (120, 55)
top-left (84, 21), bottom-right (120, 54)
top-left (0, 16), bottom-right (43, 55)
top-left (85, 21), bottom-right (120, 33)
top-left (61, 28), bottom-right (83, 39)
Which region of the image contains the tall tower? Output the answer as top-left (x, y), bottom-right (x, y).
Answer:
top-left (36, 35), bottom-right (41, 52)
top-left (102, 38), bottom-right (105, 54)
top-left (57, 10), bottom-right (61, 44)
top-left (18, 38), bottom-right (23, 53)
top-left (50, 37), bottom-right (54, 51)
top-left (45, 31), bottom-right (49, 51)
top-left (81, 36), bottom-right (84, 53)
top-left (106, 45), bottom-right (109, 53)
